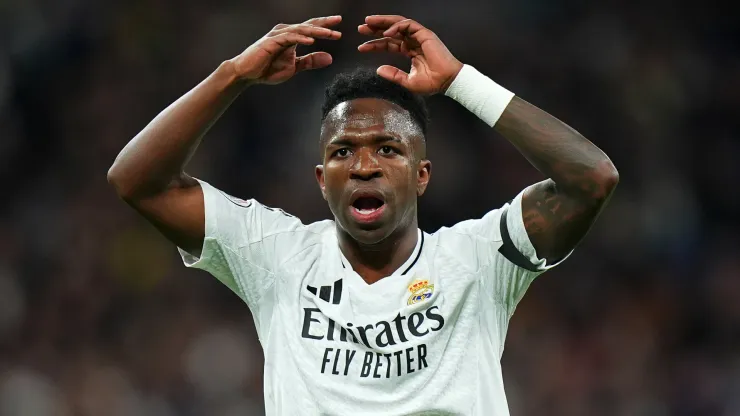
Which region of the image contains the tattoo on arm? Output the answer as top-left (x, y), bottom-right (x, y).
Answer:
top-left (522, 179), bottom-right (611, 263)
top-left (495, 97), bottom-right (619, 263)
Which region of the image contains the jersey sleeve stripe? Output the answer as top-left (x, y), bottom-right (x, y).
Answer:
top-left (498, 207), bottom-right (540, 272)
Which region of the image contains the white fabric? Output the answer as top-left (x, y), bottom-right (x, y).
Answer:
top-left (178, 179), bottom-right (568, 416)
top-left (444, 64), bottom-right (515, 127)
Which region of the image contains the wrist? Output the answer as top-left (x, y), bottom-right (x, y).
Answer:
top-left (219, 59), bottom-right (254, 89)
top-left (444, 64), bottom-right (515, 127)
top-left (439, 61), bottom-right (464, 94)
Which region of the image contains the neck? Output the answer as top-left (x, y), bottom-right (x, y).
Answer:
top-left (337, 221), bottom-right (419, 285)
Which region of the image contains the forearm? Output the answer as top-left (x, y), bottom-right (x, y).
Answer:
top-left (446, 65), bottom-right (618, 202)
top-left (107, 60), bottom-right (248, 199)
top-left (445, 64), bottom-right (618, 261)
top-left (495, 97), bottom-right (618, 201)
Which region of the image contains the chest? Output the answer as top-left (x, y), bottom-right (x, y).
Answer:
top-left (274, 249), bottom-right (481, 352)
top-left (263, 245), bottom-right (490, 396)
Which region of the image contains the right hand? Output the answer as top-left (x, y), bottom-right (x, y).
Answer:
top-left (231, 16), bottom-right (342, 85)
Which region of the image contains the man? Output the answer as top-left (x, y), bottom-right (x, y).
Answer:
top-left (108, 14), bottom-right (618, 416)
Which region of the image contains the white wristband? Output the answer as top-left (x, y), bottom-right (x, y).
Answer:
top-left (444, 64), bottom-right (515, 127)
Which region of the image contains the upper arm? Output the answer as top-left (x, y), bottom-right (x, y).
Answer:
top-left (442, 195), bottom-right (544, 309)
top-left (444, 186), bottom-right (578, 311)
top-left (120, 176), bottom-right (307, 337)
top-left (521, 178), bottom-right (615, 264)
top-left (124, 174), bottom-right (206, 256)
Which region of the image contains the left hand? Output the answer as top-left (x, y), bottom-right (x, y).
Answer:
top-left (358, 15), bottom-right (464, 95)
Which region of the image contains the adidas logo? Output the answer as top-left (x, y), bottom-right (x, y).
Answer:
top-left (307, 279), bottom-right (343, 305)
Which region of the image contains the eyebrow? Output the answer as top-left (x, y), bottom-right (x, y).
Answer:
top-left (328, 135), bottom-right (404, 147)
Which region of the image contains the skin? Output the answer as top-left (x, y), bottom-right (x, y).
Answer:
top-left (357, 14), bottom-right (619, 264)
top-left (107, 14), bottom-right (618, 287)
top-left (107, 16), bottom-right (343, 256)
top-left (495, 99), bottom-right (619, 262)
top-left (316, 98), bottom-right (430, 282)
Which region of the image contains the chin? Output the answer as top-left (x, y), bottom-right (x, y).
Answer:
top-left (345, 222), bottom-right (394, 245)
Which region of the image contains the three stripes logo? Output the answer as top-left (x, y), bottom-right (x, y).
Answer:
top-left (306, 279), bottom-right (343, 305)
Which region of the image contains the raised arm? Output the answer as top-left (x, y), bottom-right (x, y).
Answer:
top-left (358, 15), bottom-right (618, 264)
top-left (107, 16), bottom-right (342, 254)
top-left (493, 97), bottom-right (618, 263)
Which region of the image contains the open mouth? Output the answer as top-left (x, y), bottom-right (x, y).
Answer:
top-left (349, 194), bottom-right (386, 223)
top-left (352, 196), bottom-right (385, 214)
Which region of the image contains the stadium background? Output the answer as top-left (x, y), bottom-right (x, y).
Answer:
top-left (1, 0), bottom-right (738, 414)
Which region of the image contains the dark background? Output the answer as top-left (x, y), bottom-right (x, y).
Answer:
top-left (1, 0), bottom-right (739, 414)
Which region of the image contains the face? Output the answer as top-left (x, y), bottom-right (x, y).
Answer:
top-left (316, 98), bottom-right (431, 245)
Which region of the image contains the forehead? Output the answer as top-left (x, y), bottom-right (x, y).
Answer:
top-left (321, 98), bottom-right (422, 141)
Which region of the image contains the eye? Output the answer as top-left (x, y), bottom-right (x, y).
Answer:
top-left (333, 148), bottom-right (352, 158)
top-left (378, 145), bottom-right (397, 156)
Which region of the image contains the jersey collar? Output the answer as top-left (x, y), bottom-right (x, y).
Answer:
top-left (338, 228), bottom-right (424, 277)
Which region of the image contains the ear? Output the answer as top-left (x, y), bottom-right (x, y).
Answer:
top-left (416, 160), bottom-right (432, 196)
top-left (315, 165), bottom-right (327, 200)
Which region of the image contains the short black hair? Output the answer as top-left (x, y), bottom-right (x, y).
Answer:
top-left (321, 67), bottom-right (429, 136)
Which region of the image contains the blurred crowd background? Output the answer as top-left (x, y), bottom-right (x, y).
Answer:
top-left (1, 0), bottom-right (738, 415)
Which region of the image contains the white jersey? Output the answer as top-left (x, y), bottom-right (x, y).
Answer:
top-left (178, 179), bottom-right (567, 416)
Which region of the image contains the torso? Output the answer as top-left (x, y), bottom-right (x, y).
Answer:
top-left (255, 224), bottom-right (512, 416)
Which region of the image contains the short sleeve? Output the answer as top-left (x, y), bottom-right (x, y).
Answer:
top-left (449, 186), bottom-right (571, 311)
top-left (177, 179), bottom-right (304, 323)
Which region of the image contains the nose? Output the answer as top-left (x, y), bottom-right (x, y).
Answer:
top-left (349, 149), bottom-right (382, 181)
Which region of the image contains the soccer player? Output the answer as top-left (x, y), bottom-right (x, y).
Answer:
top-left (108, 14), bottom-right (618, 416)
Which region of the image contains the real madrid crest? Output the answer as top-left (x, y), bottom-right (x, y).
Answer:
top-left (407, 278), bottom-right (434, 305)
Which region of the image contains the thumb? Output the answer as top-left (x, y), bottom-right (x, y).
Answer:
top-left (377, 65), bottom-right (410, 88)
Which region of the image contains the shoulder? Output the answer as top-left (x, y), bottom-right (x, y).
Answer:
top-left (428, 229), bottom-right (480, 272)
top-left (259, 214), bottom-right (333, 237)
top-left (249, 209), bottom-right (332, 246)
top-left (432, 206), bottom-right (507, 247)
top-left (428, 211), bottom-right (505, 271)
top-left (269, 220), bottom-right (338, 273)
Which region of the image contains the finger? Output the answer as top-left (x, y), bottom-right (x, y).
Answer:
top-left (263, 32), bottom-right (315, 53)
top-left (357, 38), bottom-right (410, 57)
top-left (270, 24), bottom-right (341, 40)
top-left (295, 52), bottom-right (333, 72)
top-left (376, 65), bottom-right (410, 89)
top-left (383, 19), bottom-right (427, 38)
top-left (303, 15), bottom-right (342, 28)
top-left (364, 15), bottom-right (407, 29)
top-left (357, 24), bottom-right (404, 40)
top-left (358, 24), bottom-right (383, 36)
